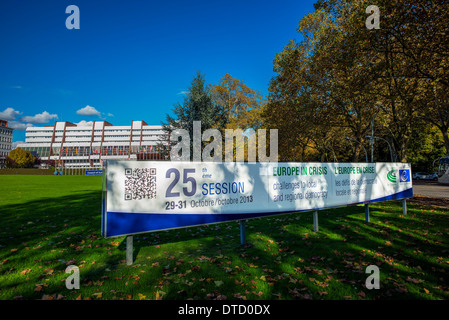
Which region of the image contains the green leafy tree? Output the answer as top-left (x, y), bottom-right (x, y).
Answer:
top-left (408, 123), bottom-right (446, 172)
top-left (160, 71), bottom-right (225, 160)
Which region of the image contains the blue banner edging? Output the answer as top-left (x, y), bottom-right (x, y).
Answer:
top-left (103, 188), bottom-right (413, 238)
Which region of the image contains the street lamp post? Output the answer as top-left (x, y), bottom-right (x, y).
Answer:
top-left (345, 136), bottom-right (369, 223)
top-left (345, 136), bottom-right (368, 163)
top-left (370, 115), bottom-right (374, 163)
top-left (366, 135), bottom-right (394, 162)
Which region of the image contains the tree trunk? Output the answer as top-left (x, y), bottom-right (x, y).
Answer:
top-left (442, 130), bottom-right (449, 156)
top-left (353, 144), bottom-right (361, 162)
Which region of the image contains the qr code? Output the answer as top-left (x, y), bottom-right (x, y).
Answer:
top-left (124, 168), bottom-right (157, 200)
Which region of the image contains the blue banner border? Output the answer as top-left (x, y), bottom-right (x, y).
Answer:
top-left (103, 188), bottom-right (413, 238)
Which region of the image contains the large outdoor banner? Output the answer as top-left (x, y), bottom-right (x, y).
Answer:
top-left (102, 161), bottom-right (412, 238)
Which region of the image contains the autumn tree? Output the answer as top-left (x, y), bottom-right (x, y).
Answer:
top-left (363, 0), bottom-right (449, 156)
top-left (417, 81), bottom-right (449, 155)
top-left (209, 73), bottom-right (268, 161)
top-left (267, 4), bottom-right (380, 161)
top-left (264, 40), bottom-right (319, 161)
top-left (268, 0), bottom-right (448, 163)
top-left (210, 73), bottom-right (265, 130)
top-left (6, 147), bottom-right (36, 168)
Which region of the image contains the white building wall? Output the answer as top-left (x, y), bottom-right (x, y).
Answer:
top-left (17, 121), bottom-right (168, 167)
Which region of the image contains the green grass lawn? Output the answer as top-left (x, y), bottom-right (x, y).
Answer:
top-left (0, 175), bottom-right (448, 300)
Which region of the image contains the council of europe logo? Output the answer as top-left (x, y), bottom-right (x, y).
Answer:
top-left (387, 169), bottom-right (410, 183)
top-left (399, 169), bottom-right (411, 182)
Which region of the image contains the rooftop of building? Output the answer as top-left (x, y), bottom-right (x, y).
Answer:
top-left (0, 119), bottom-right (13, 129)
top-left (25, 121), bottom-right (164, 131)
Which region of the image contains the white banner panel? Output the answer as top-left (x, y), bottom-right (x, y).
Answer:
top-left (102, 161), bottom-right (412, 237)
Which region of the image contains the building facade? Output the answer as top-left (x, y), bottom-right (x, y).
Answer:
top-left (17, 121), bottom-right (168, 168)
top-left (0, 120), bottom-right (13, 167)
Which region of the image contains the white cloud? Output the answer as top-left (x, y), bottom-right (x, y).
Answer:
top-left (20, 111), bottom-right (58, 124)
top-left (0, 107), bottom-right (22, 121)
top-left (76, 105), bottom-right (101, 116)
top-left (107, 113), bottom-right (114, 117)
top-left (76, 120), bottom-right (94, 127)
top-left (8, 121), bottom-right (34, 131)
top-left (12, 141), bottom-right (25, 149)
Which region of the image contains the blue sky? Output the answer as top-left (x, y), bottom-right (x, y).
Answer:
top-left (0, 0), bottom-right (315, 143)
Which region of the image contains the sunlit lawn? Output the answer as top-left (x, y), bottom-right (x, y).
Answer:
top-left (0, 175), bottom-right (448, 300)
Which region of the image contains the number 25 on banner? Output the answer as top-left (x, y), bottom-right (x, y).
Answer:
top-left (166, 168), bottom-right (197, 197)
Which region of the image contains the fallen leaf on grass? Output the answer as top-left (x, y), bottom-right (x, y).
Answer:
top-left (34, 285), bottom-right (44, 292)
top-left (406, 277), bottom-right (423, 284)
top-left (396, 286), bottom-right (408, 293)
top-left (93, 280), bottom-right (104, 286)
top-left (233, 293), bottom-right (247, 300)
top-left (252, 291), bottom-right (263, 297)
top-left (302, 293), bottom-right (313, 300)
top-left (42, 294), bottom-right (64, 300)
top-left (92, 292), bottom-right (103, 299)
top-left (43, 268), bottom-right (54, 275)
top-left (138, 293), bottom-right (146, 300)
top-left (214, 280), bottom-right (224, 287)
top-left (20, 268), bottom-right (31, 275)
top-left (155, 291), bottom-right (165, 300)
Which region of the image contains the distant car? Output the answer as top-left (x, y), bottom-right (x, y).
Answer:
top-left (413, 172), bottom-right (438, 180)
top-left (429, 172), bottom-right (438, 180)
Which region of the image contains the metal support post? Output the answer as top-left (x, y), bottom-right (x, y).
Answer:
top-left (313, 210), bottom-right (319, 232)
top-left (365, 203), bottom-right (370, 223)
top-left (240, 220), bottom-right (246, 245)
top-left (403, 199), bottom-right (407, 216)
top-left (126, 235), bottom-right (133, 265)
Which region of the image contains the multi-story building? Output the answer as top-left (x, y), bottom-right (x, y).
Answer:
top-left (17, 120), bottom-right (168, 168)
top-left (0, 119), bottom-right (13, 167)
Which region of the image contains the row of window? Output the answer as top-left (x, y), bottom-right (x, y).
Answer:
top-left (22, 145), bottom-right (167, 156)
top-left (0, 144), bottom-right (12, 150)
top-left (26, 134), bottom-right (165, 139)
top-left (0, 129), bottom-right (12, 135)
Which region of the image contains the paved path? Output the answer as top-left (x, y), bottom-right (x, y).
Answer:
top-left (413, 181), bottom-right (449, 199)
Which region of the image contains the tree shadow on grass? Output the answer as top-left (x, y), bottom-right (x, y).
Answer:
top-left (122, 201), bottom-right (448, 300)
top-left (0, 189), bottom-right (120, 299)
top-left (2, 191), bottom-right (448, 300)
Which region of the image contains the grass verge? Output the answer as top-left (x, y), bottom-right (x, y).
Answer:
top-left (0, 175), bottom-right (448, 300)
